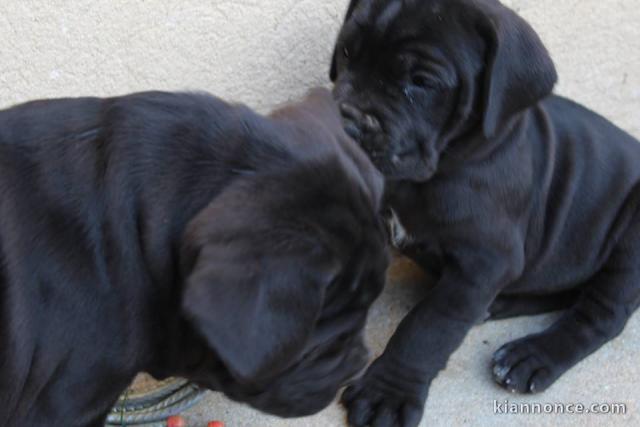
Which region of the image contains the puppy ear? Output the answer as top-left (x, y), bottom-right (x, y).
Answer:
top-left (330, 0), bottom-right (361, 81)
top-left (181, 181), bottom-right (339, 385)
top-left (480, 4), bottom-right (557, 138)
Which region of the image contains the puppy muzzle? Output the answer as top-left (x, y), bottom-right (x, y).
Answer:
top-left (239, 340), bottom-right (369, 417)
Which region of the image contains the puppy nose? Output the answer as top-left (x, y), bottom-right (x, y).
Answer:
top-left (339, 103), bottom-right (381, 134)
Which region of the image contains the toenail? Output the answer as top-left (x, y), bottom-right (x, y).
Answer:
top-left (493, 364), bottom-right (509, 380)
top-left (493, 348), bottom-right (507, 360)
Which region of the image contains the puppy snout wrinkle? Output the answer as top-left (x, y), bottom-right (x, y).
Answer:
top-left (340, 103), bottom-right (381, 134)
top-left (344, 119), bottom-right (363, 141)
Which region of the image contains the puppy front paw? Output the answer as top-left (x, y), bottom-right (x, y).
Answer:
top-left (492, 336), bottom-right (563, 394)
top-left (341, 358), bottom-right (428, 427)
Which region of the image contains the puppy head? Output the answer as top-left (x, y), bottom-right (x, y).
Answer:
top-left (330, 0), bottom-right (557, 181)
top-left (180, 90), bottom-right (388, 417)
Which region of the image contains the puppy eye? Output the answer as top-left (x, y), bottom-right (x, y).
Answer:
top-left (410, 71), bottom-right (440, 90)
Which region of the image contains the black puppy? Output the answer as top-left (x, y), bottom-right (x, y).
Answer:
top-left (0, 88), bottom-right (389, 426)
top-left (330, 0), bottom-right (640, 425)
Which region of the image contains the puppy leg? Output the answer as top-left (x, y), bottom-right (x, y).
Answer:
top-left (342, 265), bottom-right (509, 427)
top-left (492, 236), bottom-right (640, 393)
top-left (487, 290), bottom-right (579, 320)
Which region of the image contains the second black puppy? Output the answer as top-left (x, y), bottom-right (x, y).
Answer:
top-left (331, 0), bottom-right (640, 425)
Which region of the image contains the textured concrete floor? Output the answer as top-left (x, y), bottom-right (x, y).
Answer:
top-left (182, 257), bottom-right (639, 426)
top-left (0, 1), bottom-right (638, 426)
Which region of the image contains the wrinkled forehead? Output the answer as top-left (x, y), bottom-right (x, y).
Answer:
top-left (342, 0), bottom-right (479, 48)
top-left (345, 0), bottom-right (449, 34)
top-left (351, 0), bottom-right (447, 28)
top-left (342, 0), bottom-right (485, 64)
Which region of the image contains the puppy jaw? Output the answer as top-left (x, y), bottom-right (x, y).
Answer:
top-left (237, 332), bottom-right (370, 417)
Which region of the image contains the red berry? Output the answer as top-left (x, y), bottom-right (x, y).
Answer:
top-left (207, 421), bottom-right (224, 427)
top-left (166, 415), bottom-right (186, 427)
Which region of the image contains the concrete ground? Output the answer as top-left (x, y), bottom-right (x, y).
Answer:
top-left (182, 256), bottom-right (639, 426)
top-left (0, 1), bottom-right (638, 426)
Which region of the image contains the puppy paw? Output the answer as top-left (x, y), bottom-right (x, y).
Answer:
top-left (492, 337), bottom-right (562, 394)
top-left (341, 358), bottom-right (427, 427)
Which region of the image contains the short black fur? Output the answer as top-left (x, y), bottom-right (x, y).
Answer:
top-left (0, 88), bottom-right (389, 426)
top-left (331, 1), bottom-right (640, 426)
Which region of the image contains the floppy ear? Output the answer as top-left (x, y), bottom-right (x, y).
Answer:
top-left (181, 182), bottom-right (339, 385)
top-left (330, 0), bottom-right (362, 81)
top-left (479, 4), bottom-right (558, 138)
